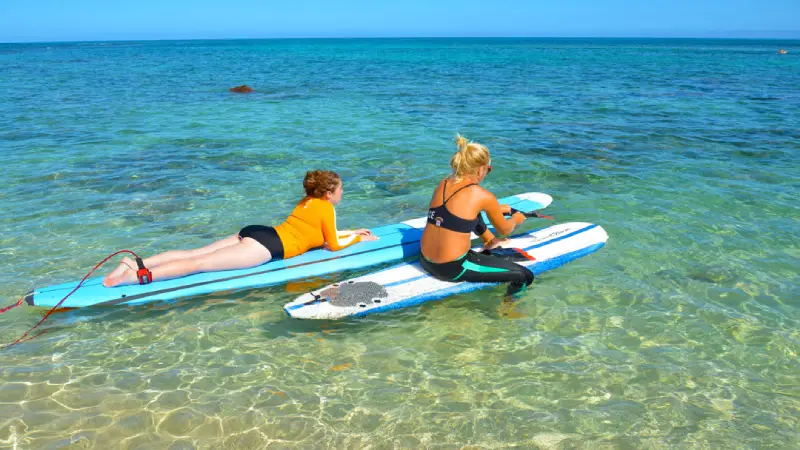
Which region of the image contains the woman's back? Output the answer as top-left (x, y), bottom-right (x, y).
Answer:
top-left (421, 178), bottom-right (492, 263)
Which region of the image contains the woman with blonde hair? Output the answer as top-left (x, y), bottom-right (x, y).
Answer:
top-left (420, 135), bottom-right (534, 295)
top-left (103, 170), bottom-right (377, 287)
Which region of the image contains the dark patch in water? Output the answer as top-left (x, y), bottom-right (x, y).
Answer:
top-left (733, 149), bottom-right (760, 158)
top-left (687, 266), bottom-right (736, 284)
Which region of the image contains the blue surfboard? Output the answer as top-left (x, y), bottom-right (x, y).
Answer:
top-left (25, 192), bottom-right (552, 308)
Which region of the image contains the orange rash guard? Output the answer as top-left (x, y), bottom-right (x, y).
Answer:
top-left (273, 197), bottom-right (361, 259)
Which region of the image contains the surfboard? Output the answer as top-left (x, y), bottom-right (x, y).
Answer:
top-left (24, 192), bottom-right (552, 308)
top-left (284, 222), bottom-right (608, 319)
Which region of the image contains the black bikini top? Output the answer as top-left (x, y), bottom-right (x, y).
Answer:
top-left (427, 181), bottom-right (479, 233)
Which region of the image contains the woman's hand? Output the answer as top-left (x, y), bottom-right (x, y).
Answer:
top-left (360, 234), bottom-right (379, 242)
top-left (339, 229), bottom-right (373, 237)
top-left (511, 212), bottom-right (526, 225)
top-left (484, 237), bottom-right (509, 251)
top-left (499, 204), bottom-right (512, 214)
top-left (351, 229), bottom-right (374, 237)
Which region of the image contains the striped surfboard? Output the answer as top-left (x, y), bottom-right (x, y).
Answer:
top-left (284, 222), bottom-right (608, 319)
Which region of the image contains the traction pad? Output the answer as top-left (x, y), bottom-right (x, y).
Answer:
top-left (317, 281), bottom-right (389, 308)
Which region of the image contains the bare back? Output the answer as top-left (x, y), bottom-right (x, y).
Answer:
top-left (420, 178), bottom-right (491, 263)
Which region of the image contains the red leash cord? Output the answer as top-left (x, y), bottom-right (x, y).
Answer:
top-left (2, 250), bottom-right (144, 350)
top-left (0, 298), bottom-right (24, 314)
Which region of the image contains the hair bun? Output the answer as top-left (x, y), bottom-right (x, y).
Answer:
top-left (454, 134), bottom-right (468, 151)
top-left (303, 170), bottom-right (341, 199)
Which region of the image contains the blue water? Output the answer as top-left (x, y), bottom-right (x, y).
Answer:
top-left (1, 38), bottom-right (798, 448)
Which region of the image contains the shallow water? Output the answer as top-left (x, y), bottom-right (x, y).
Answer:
top-left (1, 38), bottom-right (798, 448)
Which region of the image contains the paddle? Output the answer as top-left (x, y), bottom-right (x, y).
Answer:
top-left (480, 207), bottom-right (555, 255)
top-left (507, 207), bottom-right (554, 220)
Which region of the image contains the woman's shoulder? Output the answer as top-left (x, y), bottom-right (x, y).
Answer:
top-left (294, 197), bottom-right (332, 211)
top-left (472, 185), bottom-right (494, 200)
top-left (310, 197), bottom-right (335, 211)
top-left (459, 180), bottom-right (489, 195)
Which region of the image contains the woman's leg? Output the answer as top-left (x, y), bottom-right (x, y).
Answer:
top-left (421, 250), bottom-right (534, 296)
top-left (104, 237), bottom-right (271, 287)
top-left (104, 235), bottom-right (241, 284)
top-left (141, 234), bottom-right (242, 268)
top-left (455, 251), bottom-right (535, 295)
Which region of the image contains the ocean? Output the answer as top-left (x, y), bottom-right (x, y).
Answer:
top-left (1, 38), bottom-right (798, 448)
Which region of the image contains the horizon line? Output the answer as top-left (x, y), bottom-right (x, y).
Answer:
top-left (3, 33), bottom-right (800, 45)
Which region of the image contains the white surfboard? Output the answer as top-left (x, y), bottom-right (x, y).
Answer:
top-left (284, 222), bottom-right (608, 319)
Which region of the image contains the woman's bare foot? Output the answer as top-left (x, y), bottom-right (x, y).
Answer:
top-left (103, 256), bottom-right (136, 281)
top-left (103, 266), bottom-right (139, 288)
top-left (484, 237), bottom-right (509, 251)
top-left (103, 257), bottom-right (137, 287)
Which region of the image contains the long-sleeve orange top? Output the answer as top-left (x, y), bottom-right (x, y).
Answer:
top-left (274, 197), bottom-right (361, 259)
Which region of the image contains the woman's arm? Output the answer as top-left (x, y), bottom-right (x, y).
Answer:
top-left (482, 192), bottom-right (525, 236)
top-left (321, 204), bottom-right (362, 251)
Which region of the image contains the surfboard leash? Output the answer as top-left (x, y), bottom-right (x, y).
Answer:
top-left (2, 249), bottom-right (146, 350)
top-left (0, 297), bottom-right (24, 314)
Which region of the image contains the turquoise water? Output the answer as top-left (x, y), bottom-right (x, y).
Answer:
top-left (1, 38), bottom-right (798, 448)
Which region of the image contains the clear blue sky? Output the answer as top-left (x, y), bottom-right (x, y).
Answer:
top-left (2, 0), bottom-right (799, 43)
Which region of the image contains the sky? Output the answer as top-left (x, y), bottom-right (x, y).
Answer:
top-left (1, 0), bottom-right (799, 43)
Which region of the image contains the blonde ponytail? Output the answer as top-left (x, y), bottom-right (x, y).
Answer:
top-left (454, 134), bottom-right (468, 151)
top-left (449, 134), bottom-right (490, 181)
